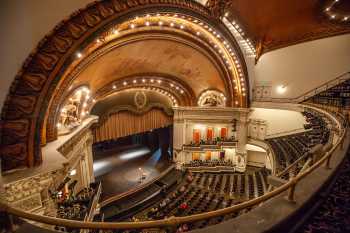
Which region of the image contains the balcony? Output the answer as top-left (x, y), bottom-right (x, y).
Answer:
top-left (182, 138), bottom-right (237, 151)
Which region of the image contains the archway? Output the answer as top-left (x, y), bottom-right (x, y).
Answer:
top-left (0, 0), bottom-right (249, 172)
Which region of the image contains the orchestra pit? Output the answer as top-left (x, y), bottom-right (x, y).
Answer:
top-left (0, 1), bottom-right (350, 233)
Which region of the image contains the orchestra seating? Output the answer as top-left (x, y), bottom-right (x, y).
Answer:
top-left (267, 109), bottom-right (330, 172)
top-left (119, 168), bottom-right (271, 231)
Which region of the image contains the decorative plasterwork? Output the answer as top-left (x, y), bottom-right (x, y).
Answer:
top-left (0, 0), bottom-right (249, 172)
top-left (56, 86), bottom-right (91, 136)
top-left (45, 13), bottom-right (250, 144)
top-left (98, 103), bottom-right (174, 125)
top-left (197, 89), bottom-right (226, 107)
top-left (93, 74), bottom-right (195, 106)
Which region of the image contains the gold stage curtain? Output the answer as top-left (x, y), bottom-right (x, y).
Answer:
top-left (94, 109), bottom-right (173, 142)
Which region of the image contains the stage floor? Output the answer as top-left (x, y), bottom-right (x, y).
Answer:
top-left (93, 145), bottom-right (171, 201)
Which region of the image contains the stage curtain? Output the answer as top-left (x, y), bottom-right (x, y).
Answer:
top-left (93, 109), bottom-right (173, 142)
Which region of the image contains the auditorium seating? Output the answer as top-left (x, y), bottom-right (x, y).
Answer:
top-left (56, 184), bottom-right (97, 221)
top-left (305, 78), bottom-right (350, 110)
top-left (184, 159), bottom-right (233, 167)
top-left (267, 110), bottom-right (330, 173)
top-left (121, 167), bottom-right (271, 231)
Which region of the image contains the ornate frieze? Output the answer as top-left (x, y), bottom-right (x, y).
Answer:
top-left (3, 169), bottom-right (66, 212)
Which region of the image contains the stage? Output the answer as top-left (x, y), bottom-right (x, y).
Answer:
top-left (93, 145), bottom-right (171, 201)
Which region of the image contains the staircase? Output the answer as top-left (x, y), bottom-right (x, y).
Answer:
top-left (254, 72), bottom-right (350, 104)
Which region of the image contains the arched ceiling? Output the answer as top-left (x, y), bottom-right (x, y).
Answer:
top-left (0, 0), bottom-right (251, 172)
top-left (71, 37), bottom-right (226, 97)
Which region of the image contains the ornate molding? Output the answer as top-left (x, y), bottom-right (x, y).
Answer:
top-left (0, 0), bottom-right (213, 172)
top-left (44, 22), bottom-right (239, 144)
top-left (98, 103), bottom-right (174, 125)
top-left (93, 73), bottom-right (196, 106)
top-left (206, 0), bottom-right (232, 19)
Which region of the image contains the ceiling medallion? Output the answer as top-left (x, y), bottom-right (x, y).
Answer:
top-left (134, 91), bottom-right (147, 109)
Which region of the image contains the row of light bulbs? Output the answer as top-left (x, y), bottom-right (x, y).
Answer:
top-left (110, 78), bottom-right (185, 95)
top-left (144, 86), bottom-right (178, 107)
top-left (325, 0), bottom-right (349, 21)
top-left (109, 80), bottom-right (180, 107)
top-left (223, 15), bottom-right (256, 56)
top-left (98, 13), bottom-right (246, 97)
top-left (73, 12), bottom-right (246, 104)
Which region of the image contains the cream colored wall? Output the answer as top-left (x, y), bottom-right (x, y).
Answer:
top-left (249, 108), bottom-right (306, 137)
top-left (0, 0), bottom-right (93, 110)
top-left (254, 34), bottom-right (350, 99)
top-left (247, 150), bottom-right (266, 168)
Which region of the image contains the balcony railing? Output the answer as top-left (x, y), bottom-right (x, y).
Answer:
top-left (0, 107), bottom-right (348, 232)
top-left (182, 139), bottom-right (238, 151)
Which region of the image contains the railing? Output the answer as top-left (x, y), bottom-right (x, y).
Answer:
top-left (254, 72), bottom-right (350, 103)
top-left (0, 110), bottom-right (347, 231)
top-left (274, 103), bottom-right (344, 181)
top-left (275, 152), bottom-right (311, 180)
top-left (85, 182), bottom-right (102, 222)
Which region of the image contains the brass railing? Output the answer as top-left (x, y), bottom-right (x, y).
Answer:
top-left (0, 110), bottom-right (347, 231)
top-left (274, 104), bottom-right (342, 180)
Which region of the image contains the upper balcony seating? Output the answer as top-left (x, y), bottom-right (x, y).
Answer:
top-left (267, 110), bottom-right (330, 172)
top-left (184, 136), bottom-right (237, 147)
top-left (184, 159), bottom-right (233, 168)
top-left (56, 185), bottom-right (97, 221)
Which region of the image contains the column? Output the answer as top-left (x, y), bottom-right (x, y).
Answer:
top-left (236, 112), bottom-right (249, 172)
top-left (173, 109), bottom-right (186, 167)
top-left (85, 133), bottom-right (95, 183)
top-left (237, 113), bottom-right (248, 153)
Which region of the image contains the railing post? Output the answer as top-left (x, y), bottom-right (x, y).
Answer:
top-left (340, 134), bottom-right (345, 150)
top-left (325, 152), bottom-right (331, 170)
top-left (286, 180), bottom-right (297, 203)
top-left (165, 216), bottom-right (179, 233)
top-left (0, 209), bottom-right (15, 233)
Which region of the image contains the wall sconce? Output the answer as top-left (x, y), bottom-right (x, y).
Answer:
top-left (69, 169), bottom-right (77, 176)
top-left (276, 85), bottom-right (287, 94)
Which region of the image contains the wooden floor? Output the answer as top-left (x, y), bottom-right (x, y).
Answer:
top-left (93, 145), bottom-right (172, 201)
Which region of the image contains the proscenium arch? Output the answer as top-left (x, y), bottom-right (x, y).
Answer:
top-left (45, 32), bottom-right (235, 143)
top-left (45, 18), bottom-right (250, 143)
top-left (0, 0), bottom-right (249, 172)
top-left (44, 22), bottom-right (243, 146)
